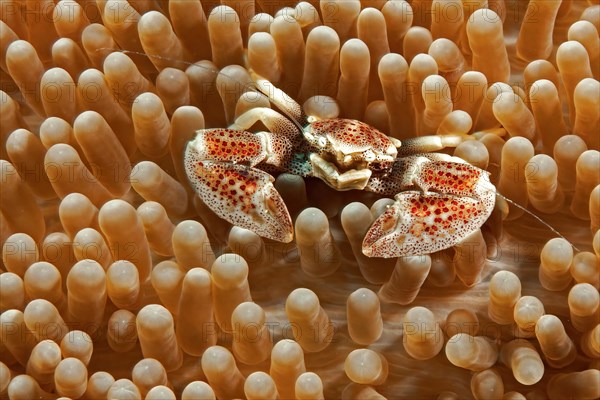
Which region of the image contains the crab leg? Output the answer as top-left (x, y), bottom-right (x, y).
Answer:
top-left (397, 134), bottom-right (473, 155)
top-left (184, 128), bottom-right (294, 243)
top-left (229, 107), bottom-right (302, 143)
top-left (363, 157), bottom-right (496, 257)
top-left (250, 72), bottom-right (308, 126)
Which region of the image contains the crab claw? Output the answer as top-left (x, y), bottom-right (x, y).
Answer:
top-left (185, 147), bottom-right (293, 243)
top-left (362, 191), bottom-right (492, 258)
top-left (362, 158), bottom-right (496, 258)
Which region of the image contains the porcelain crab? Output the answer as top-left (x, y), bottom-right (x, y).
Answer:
top-left (184, 75), bottom-right (496, 258)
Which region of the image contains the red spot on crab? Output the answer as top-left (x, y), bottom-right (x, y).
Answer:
top-left (310, 118), bottom-right (396, 156)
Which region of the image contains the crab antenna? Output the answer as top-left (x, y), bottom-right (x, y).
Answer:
top-left (494, 191), bottom-right (580, 252)
top-left (95, 48), bottom-right (307, 133)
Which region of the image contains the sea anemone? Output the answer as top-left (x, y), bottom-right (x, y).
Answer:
top-left (1, 0), bottom-right (599, 399)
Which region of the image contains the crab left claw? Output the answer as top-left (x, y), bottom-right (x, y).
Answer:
top-left (184, 129), bottom-right (294, 243)
top-left (362, 160), bottom-right (496, 258)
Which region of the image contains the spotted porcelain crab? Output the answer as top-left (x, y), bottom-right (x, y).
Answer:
top-left (184, 76), bottom-right (496, 258)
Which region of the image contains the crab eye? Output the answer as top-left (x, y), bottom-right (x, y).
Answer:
top-left (364, 151), bottom-right (376, 162)
top-left (318, 137), bottom-right (327, 147)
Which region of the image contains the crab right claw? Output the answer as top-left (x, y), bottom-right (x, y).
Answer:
top-left (362, 160), bottom-right (496, 258)
top-left (362, 191), bottom-right (490, 257)
top-left (184, 130), bottom-right (294, 243)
